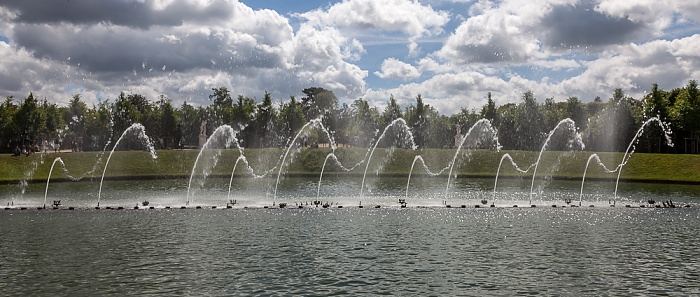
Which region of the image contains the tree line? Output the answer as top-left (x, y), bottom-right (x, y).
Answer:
top-left (1, 80), bottom-right (698, 154)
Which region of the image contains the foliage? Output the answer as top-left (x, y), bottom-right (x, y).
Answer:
top-left (2, 80), bottom-right (700, 155)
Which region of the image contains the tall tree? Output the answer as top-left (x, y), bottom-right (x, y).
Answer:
top-left (515, 91), bottom-right (544, 150)
top-left (251, 91), bottom-right (277, 148)
top-left (156, 96), bottom-right (179, 149)
top-left (348, 98), bottom-right (378, 147)
top-left (14, 92), bottom-right (46, 145)
top-left (480, 92), bottom-right (498, 125)
top-left (565, 96), bottom-right (587, 131)
top-left (0, 96), bottom-right (18, 151)
top-left (208, 87), bottom-right (234, 126)
top-left (278, 96), bottom-right (306, 142)
top-left (67, 94), bottom-right (88, 137)
top-left (382, 94), bottom-right (402, 127)
top-left (670, 80), bottom-right (700, 153)
top-left (406, 94), bottom-right (427, 148)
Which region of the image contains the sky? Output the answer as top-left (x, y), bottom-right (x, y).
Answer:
top-left (0, 0), bottom-right (699, 115)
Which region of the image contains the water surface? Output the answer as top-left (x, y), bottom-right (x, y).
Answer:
top-left (1, 206), bottom-right (699, 296)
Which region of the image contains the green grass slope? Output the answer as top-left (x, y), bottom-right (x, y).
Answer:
top-left (1, 148), bottom-right (699, 184)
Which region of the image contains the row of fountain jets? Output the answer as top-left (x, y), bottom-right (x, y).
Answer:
top-left (37, 116), bottom-right (672, 209)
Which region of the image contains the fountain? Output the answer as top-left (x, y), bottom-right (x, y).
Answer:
top-left (613, 117), bottom-right (673, 201)
top-left (579, 153), bottom-right (617, 206)
top-left (492, 153), bottom-right (534, 206)
top-left (529, 118), bottom-right (583, 205)
top-left (360, 118), bottom-right (417, 196)
top-left (274, 118), bottom-right (354, 198)
top-left (2, 114), bottom-right (693, 210)
top-left (445, 119), bottom-right (500, 197)
top-left (97, 123), bottom-right (158, 208)
top-left (187, 124), bottom-right (243, 206)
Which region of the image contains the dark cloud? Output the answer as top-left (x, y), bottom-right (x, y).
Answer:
top-left (540, 3), bottom-right (647, 49)
top-left (11, 24), bottom-right (286, 75)
top-left (448, 43), bottom-right (525, 64)
top-left (0, 0), bottom-right (232, 29)
top-left (0, 71), bottom-right (22, 92)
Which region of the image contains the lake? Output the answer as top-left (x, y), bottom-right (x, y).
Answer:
top-left (1, 177), bottom-right (699, 296)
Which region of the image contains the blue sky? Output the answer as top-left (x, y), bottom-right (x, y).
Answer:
top-left (0, 0), bottom-right (698, 114)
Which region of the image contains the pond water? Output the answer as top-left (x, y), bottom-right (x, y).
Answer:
top-left (2, 177), bottom-right (700, 208)
top-left (1, 178), bottom-right (699, 296)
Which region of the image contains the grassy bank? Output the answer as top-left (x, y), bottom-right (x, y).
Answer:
top-left (1, 148), bottom-right (700, 184)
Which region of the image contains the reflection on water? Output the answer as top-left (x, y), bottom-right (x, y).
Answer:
top-left (2, 177), bottom-right (700, 208)
top-left (1, 208), bottom-right (699, 296)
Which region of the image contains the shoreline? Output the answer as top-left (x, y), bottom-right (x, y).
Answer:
top-left (2, 148), bottom-right (700, 185)
top-left (3, 173), bottom-right (700, 186)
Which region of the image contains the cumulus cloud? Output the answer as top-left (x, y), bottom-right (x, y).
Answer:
top-left (0, 0), bottom-right (234, 29)
top-left (299, 0), bottom-right (450, 38)
top-left (298, 0), bottom-right (449, 57)
top-left (364, 71), bottom-right (518, 115)
top-left (0, 0), bottom-right (698, 117)
top-left (539, 2), bottom-right (650, 50)
top-left (559, 34), bottom-right (700, 100)
top-left (436, 2), bottom-right (543, 65)
top-left (0, 0), bottom-right (372, 107)
top-left (374, 58), bottom-right (421, 79)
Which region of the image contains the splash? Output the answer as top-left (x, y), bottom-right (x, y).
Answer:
top-left (579, 153), bottom-right (617, 206)
top-left (492, 153), bottom-right (534, 204)
top-left (613, 116), bottom-right (673, 200)
top-left (187, 125), bottom-right (243, 205)
top-left (445, 118), bottom-right (500, 197)
top-left (97, 123), bottom-right (157, 207)
top-left (360, 118), bottom-right (417, 196)
top-left (529, 118), bottom-right (583, 204)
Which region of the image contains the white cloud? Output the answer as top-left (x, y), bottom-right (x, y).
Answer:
top-left (298, 0), bottom-right (450, 38)
top-left (530, 59), bottom-right (582, 70)
top-left (374, 58), bottom-right (421, 79)
top-left (559, 34), bottom-right (700, 100)
top-left (1, 0), bottom-right (698, 117)
top-left (292, 24), bottom-right (368, 97)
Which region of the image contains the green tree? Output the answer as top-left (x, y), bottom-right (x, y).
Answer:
top-left (278, 96), bottom-right (306, 141)
top-left (300, 87), bottom-right (338, 120)
top-left (42, 99), bottom-right (64, 140)
top-left (480, 92), bottom-right (498, 126)
top-left (515, 91), bottom-right (544, 150)
top-left (565, 96), bottom-right (587, 131)
top-left (495, 103), bottom-right (518, 150)
top-left (156, 96), bottom-right (179, 149)
top-left (250, 91), bottom-right (278, 148)
top-left (0, 96), bottom-right (19, 151)
top-left (348, 98), bottom-right (378, 147)
top-left (14, 92), bottom-right (46, 146)
top-left (178, 102), bottom-right (201, 147)
top-left (112, 93), bottom-right (138, 138)
top-left (84, 100), bottom-right (112, 151)
top-left (405, 94), bottom-right (427, 148)
top-left (66, 94), bottom-right (88, 141)
top-left (208, 87), bottom-right (234, 126)
top-left (670, 80), bottom-right (700, 153)
top-left (382, 94), bottom-right (402, 127)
